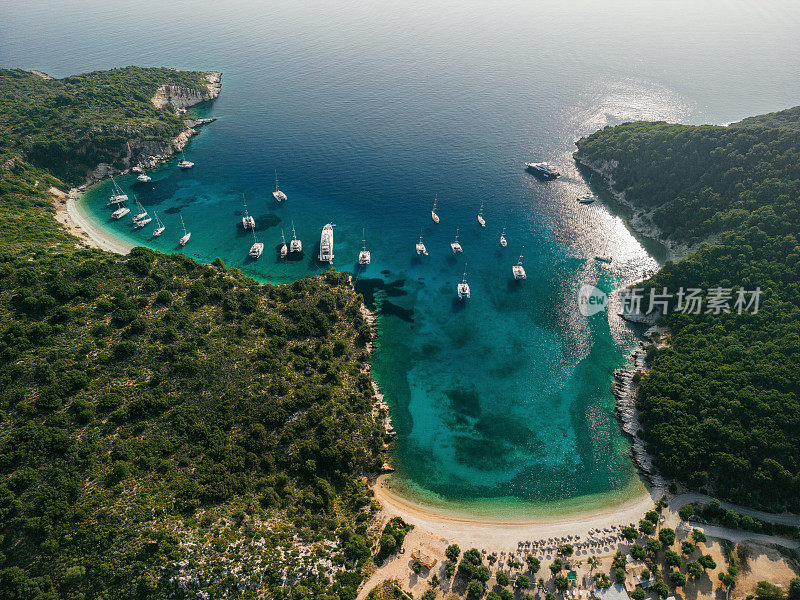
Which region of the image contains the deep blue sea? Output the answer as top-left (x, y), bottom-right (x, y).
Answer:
top-left (3, 0), bottom-right (800, 515)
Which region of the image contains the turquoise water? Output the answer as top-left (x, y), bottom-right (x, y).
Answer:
top-left (4, 0), bottom-right (800, 514)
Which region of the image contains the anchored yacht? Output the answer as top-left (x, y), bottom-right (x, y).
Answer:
top-left (457, 271), bottom-right (471, 299)
top-left (132, 198), bottom-right (148, 222)
top-left (450, 228), bottom-right (463, 253)
top-left (477, 202), bottom-right (486, 227)
top-left (134, 216), bottom-right (152, 228)
top-left (415, 231), bottom-right (428, 256)
top-left (179, 215), bottom-right (191, 246)
top-left (280, 230), bottom-right (288, 258)
top-left (319, 224), bottom-right (334, 263)
top-left (136, 173), bottom-right (151, 183)
top-left (289, 221), bottom-right (302, 253)
top-left (578, 194), bottom-right (597, 204)
top-left (112, 205), bottom-right (130, 219)
top-left (525, 162), bottom-right (560, 180)
top-left (358, 231), bottom-right (371, 265)
top-left (152, 212), bottom-right (165, 237)
top-left (249, 229), bottom-right (264, 259)
top-left (107, 176), bottom-right (128, 205)
top-left (273, 171), bottom-right (287, 202)
top-left (512, 255), bottom-right (527, 280)
top-left (500, 228), bottom-right (507, 247)
top-left (177, 152), bottom-right (194, 169)
top-left (241, 197), bottom-right (255, 230)
top-left (431, 197), bottom-right (440, 223)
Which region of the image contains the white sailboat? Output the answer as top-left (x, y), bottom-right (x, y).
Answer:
top-left (457, 269), bottom-right (471, 299)
top-left (132, 197), bottom-right (148, 222)
top-left (272, 170), bottom-right (287, 202)
top-left (358, 230), bottom-right (371, 265)
top-left (177, 152), bottom-right (194, 169)
top-left (134, 215), bottom-right (152, 228)
top-left (137, 172), bottom-right (151, 183)
top-left (500, 227), bottom-right (507, 247)
top-left (319, 224), bottom-right (334, 263)
top-left (477, 202), bottom-right (486, 227)
top-left (450, 228), bottom-right (463, 253)
top-left (111, 204), bottom-right (130, 219)
top-left (249, 229), bottom-right (264, 258)
top-left (415, 229), bottom-right (428, 256)
top-left (107, 176), bottom-right (128, 205)
top-left (594, 238), bottom-right (612, 264)
top-left (179, 215), bottom-right (191, 246)
top-left (289, 221), bottom-right (302, 253)
top-left (431, 196), bottom-right (440, 223)
top-left (241, 196), bottom-right (255, 230)
top-left (512, 254), bottom-right (527, 280)
top-left (279, 229), bottom-right (288, 258)
top-left (152, 212), bottom-right (165, 237)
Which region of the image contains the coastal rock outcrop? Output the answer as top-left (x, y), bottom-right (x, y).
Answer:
top-left (150, 71), bottom-right (222, 110)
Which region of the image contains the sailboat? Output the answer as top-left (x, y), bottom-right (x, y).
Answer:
top-left (512, 254), bottom-right (527, 280)
top-left (279, 229), bottom-right (288, 258)
top-left (450, 228), bottom-right (463, 253)
top-left (136, 172), bottom-right (151, 183)
top-left (132, 197), bottom-right (148, 222)
top-left (272, 170), bottom-right (287, 202)
top-left (594, 238), bottom-right (612, 264)
top-left (500, 227), bottom-right (507, 247)
top-left (578, 194), bottom-right (597, 205)
top-left (431, 196), bottom-right (440, 223)
top-left (319, 224), bottom-right (334, 263)
top-left (457, 269), bottom-right (471, 299)
top-left (241, 196), bottom-right (255, 230)
top-left (249, 229), bottom-right (264, 258)
top-left (415, 229), bottom-right (428, 255)
top-left (289, 221), bottom-right (302, 253)
top-left (107, 176), bottom-right (128, 205)
top-left (134, 214), bottom-right (152, 228)
top-left (111, 203), bottom-right (130, 219)
top-left (358, 230), bottom-right (371, 265)
top-left (477, 202), bottom-right (486, 227)
top-left (177, 152), bottom-right (194, 169)
top-left (152, 212), bottom-right (165, 237)
top-left (179, 215), bottom-right (191, 246)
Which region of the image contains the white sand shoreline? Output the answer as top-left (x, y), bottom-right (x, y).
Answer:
top-left (64, 190), bottom-right (134, 255)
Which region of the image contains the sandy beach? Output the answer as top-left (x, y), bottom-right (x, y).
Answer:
top-left (52, 187), bottom-right (133, 255)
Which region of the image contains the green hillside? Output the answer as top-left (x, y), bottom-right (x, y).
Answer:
top-left (575, 108), bottom-right (800, 510)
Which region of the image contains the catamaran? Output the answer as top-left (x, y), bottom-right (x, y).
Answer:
top-left (136, 172), bottom-right (151, 183)
top-left (241, 196), bottom-right (255, 230)
top-left (319, 224), bottom-right (334, 263)
top-left (500, 227), bottom-right (507, 247)
top-left (132, 197), bottom-right (148, 222)
top-left (477, 202), bottom-right (486, 227)
top-left (525, 161), bottom-right (560, 179)
top-left (578, 194), bottom-right (597, 204)
top-left (249, 229), bottom-right (264, 258)
top-left (179, 215), bottom-right (191, 246)
top-left (177, 152), bottom-right (194, 169)
top-left (594, 238), bottom-right (612, 264)
top-left (358, 230), bottom-right (371, 265)
top-left (415, 230), bottom-right (428, 256)
top-left (152, 212), bottom-right (165, 237)
top-left (111, 204), bottom-right (130, 219)
top-left (457, 270), bottom-right (471, 299)
top-left (512, 254), bottom-right (527, 280)
top-left (279, 229), bottom-right (288, 258)
top-left (273, 171), bottom-right (287, 202)
top-left (431, 196), bottom-right (440, 223)
top-left (450, 228), bottom-right (463, 253)
top-left (107, 176), bottom-right (128, 205)
top-left (289, 221), bottom-right (302, 253)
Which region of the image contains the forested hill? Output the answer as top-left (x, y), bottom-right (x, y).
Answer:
top-left (0, 67), bottom-right (216, 185)
top-left (575, 108), bottom-right (800, 510)
top-left (0, 69), bottom-right (385, 600)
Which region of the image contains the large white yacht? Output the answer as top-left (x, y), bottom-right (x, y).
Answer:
top-left (415, 231), bottom-right (428, 256)
top-left (319, 223), bottom-right (334, 263)
top-left (512, 255), bottom-right (527, 280)
top-left (450, 228), bottom-right (463, 253)
top-left (290, 221), bottom-right (302, 253)
top-left (249, 229), bottom-right (264, 258)
top-left (525, 161), bottom-right (560, 179)
top-left (107, 176), bottom-right (128, 205)
top-left (273, 171), bottom-right (287, 202)
top-left (177, 152), bottom-right (194, 169)
top-left (241, 197), bottom-right (255, 230)
top-left (112, 205), bottom-right (130, 219)
top-left (136, 173), bottom-right (151, 183)
top-left (457, 271), bottom-right (471, 299)
top-left (358, 231), bottom-right (371, 265)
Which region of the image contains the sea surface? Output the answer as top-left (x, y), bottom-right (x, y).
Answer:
top-left (3, 0), bottom-right (800, 516)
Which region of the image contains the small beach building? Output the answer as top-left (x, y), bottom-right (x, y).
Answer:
top-left (410, 548), bottom-right (437, 570)
top-left (594, 583), bottom-right (630, 600)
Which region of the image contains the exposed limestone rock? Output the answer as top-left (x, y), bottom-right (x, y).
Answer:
top-left (150, 71), bottom-right (222, 110)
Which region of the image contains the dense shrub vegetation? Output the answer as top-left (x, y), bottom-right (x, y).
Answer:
top-left (0, 68), bottom-right (385, 600)
top-left (0, 67), bottom-right (210, 184)
top-left (575, 107), bottom-right (800, 510)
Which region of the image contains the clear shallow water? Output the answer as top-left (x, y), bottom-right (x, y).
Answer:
top-left (4, 0), bottom-right (800, 515)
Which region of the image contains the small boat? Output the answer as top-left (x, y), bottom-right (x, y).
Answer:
top-left (457, 270), bottom-right (471, 299)
top-left (179, 215), bottom-right (191, 246)
top-left (290, 221), bottom-right (302, 253)
top-left (358, 230), bottom-right (371, 265)
top-left (578, 194), bottom-right (597, 205)
top-left (250, 229), bottom-right (264, 259)
top-left (134, 216), bottom-right (152, 228)
top-left (431, 196), bottom-right (440, 223)
top-left (132, 197), bottom-right (148, 222)
top-left (525, 161), bottom-right (560, 180)
top-left (500, 227), bottom-right (507, 247)
top-left (450, 228), bottom-right (463, 253)
top-left (107, 176), bottom-right (129, 205)
top-left (112, 205), bottom-right (130, 219)
top-left (272, 170), bottom-right (287, 202)
top-left (177, 152), bottom-right (194, 169)
top-left (137, 173), bottom-right (151, 183)
top-left (512, 254), bottom-right (527, 280)
top-left (415, 230), bottom-right (428, 256)
top-left (279, 229), bottom-right (288, 258)
top-left (594, 238), bottom-right (612, 264)
top-left (477, 202), bottom-right (486, 227)
top-left (241, 196), bottom-right (255, 230)
top-left (152, 212), bottom-right (165, 237)
top-left (319, 223), bottom-right (334, 263)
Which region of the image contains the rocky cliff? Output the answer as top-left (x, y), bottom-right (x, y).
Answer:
top-left (151, 71), bottom-right (222, 110)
